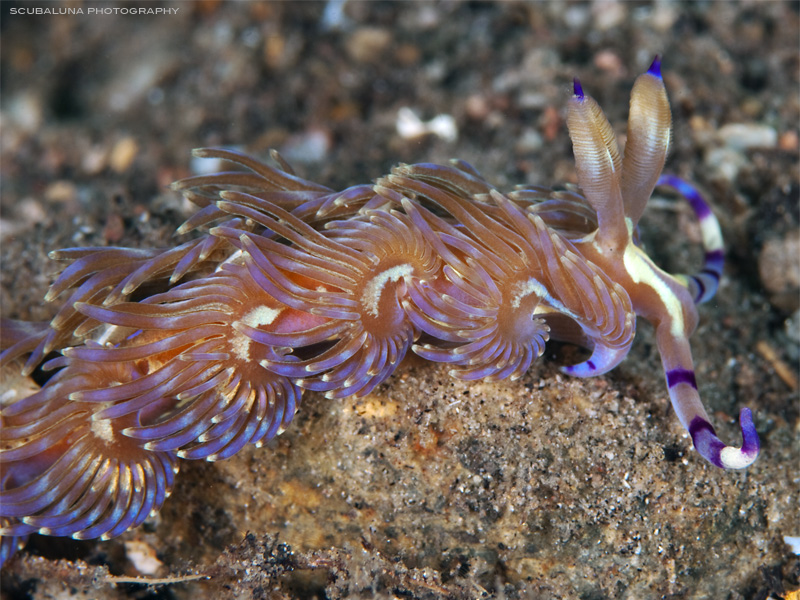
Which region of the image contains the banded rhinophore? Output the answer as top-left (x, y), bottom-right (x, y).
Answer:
top-left (0, 57), bottom-right (759, 567)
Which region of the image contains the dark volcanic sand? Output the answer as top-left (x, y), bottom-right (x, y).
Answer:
top-left (1, 2), bottom-right (798, 599)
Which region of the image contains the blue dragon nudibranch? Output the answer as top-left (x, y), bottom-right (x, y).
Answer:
top-left (0, 57), bottom-right (759, 567)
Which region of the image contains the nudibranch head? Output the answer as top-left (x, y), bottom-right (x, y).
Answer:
top-left (562, 57), bottom-right (758, 470)
top-left (0, 56), bottom-right (760, 569)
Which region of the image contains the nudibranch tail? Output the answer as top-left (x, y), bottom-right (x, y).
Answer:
top-left (0, 365), bottom-right (179, 542)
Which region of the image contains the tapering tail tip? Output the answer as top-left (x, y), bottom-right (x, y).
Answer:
top-left (689, 408), bottom-right (760, 469)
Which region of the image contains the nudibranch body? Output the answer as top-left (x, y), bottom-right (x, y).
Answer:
top-left (0, 57), bottom-right (759, 566)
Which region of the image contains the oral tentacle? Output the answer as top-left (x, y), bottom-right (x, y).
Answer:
top-left (561, 336), bottom-right (634, 377)
top-left (656, 323), bottom-right (759, 469)
top-left (656, 174), bottom-right (724, 304)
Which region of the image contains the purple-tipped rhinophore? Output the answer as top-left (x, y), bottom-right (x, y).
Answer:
top-left (647, 54), bottom-right (662, 78)
top-left (573, 77), bottom-right (584, 99)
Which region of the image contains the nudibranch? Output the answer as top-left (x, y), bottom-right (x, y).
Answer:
top-left (0, 57), bottom-right (759, 567)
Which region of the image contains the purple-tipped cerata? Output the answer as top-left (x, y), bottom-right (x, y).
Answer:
top-left (0, 58), bottom-right (760, 567)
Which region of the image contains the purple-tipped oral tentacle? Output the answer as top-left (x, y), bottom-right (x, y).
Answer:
top-left (561, 337), bottom-right (633, 377)
top-left (657, 175), bottom-right (724, 304)
top-left (668, 368), bottom-right (759, 469)
top-left (657, 174), bottom-right (714, 221)
top-left (688, 408), bottom-right (760, 469)
top-left (658, 326), bottom-right (759, 469)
